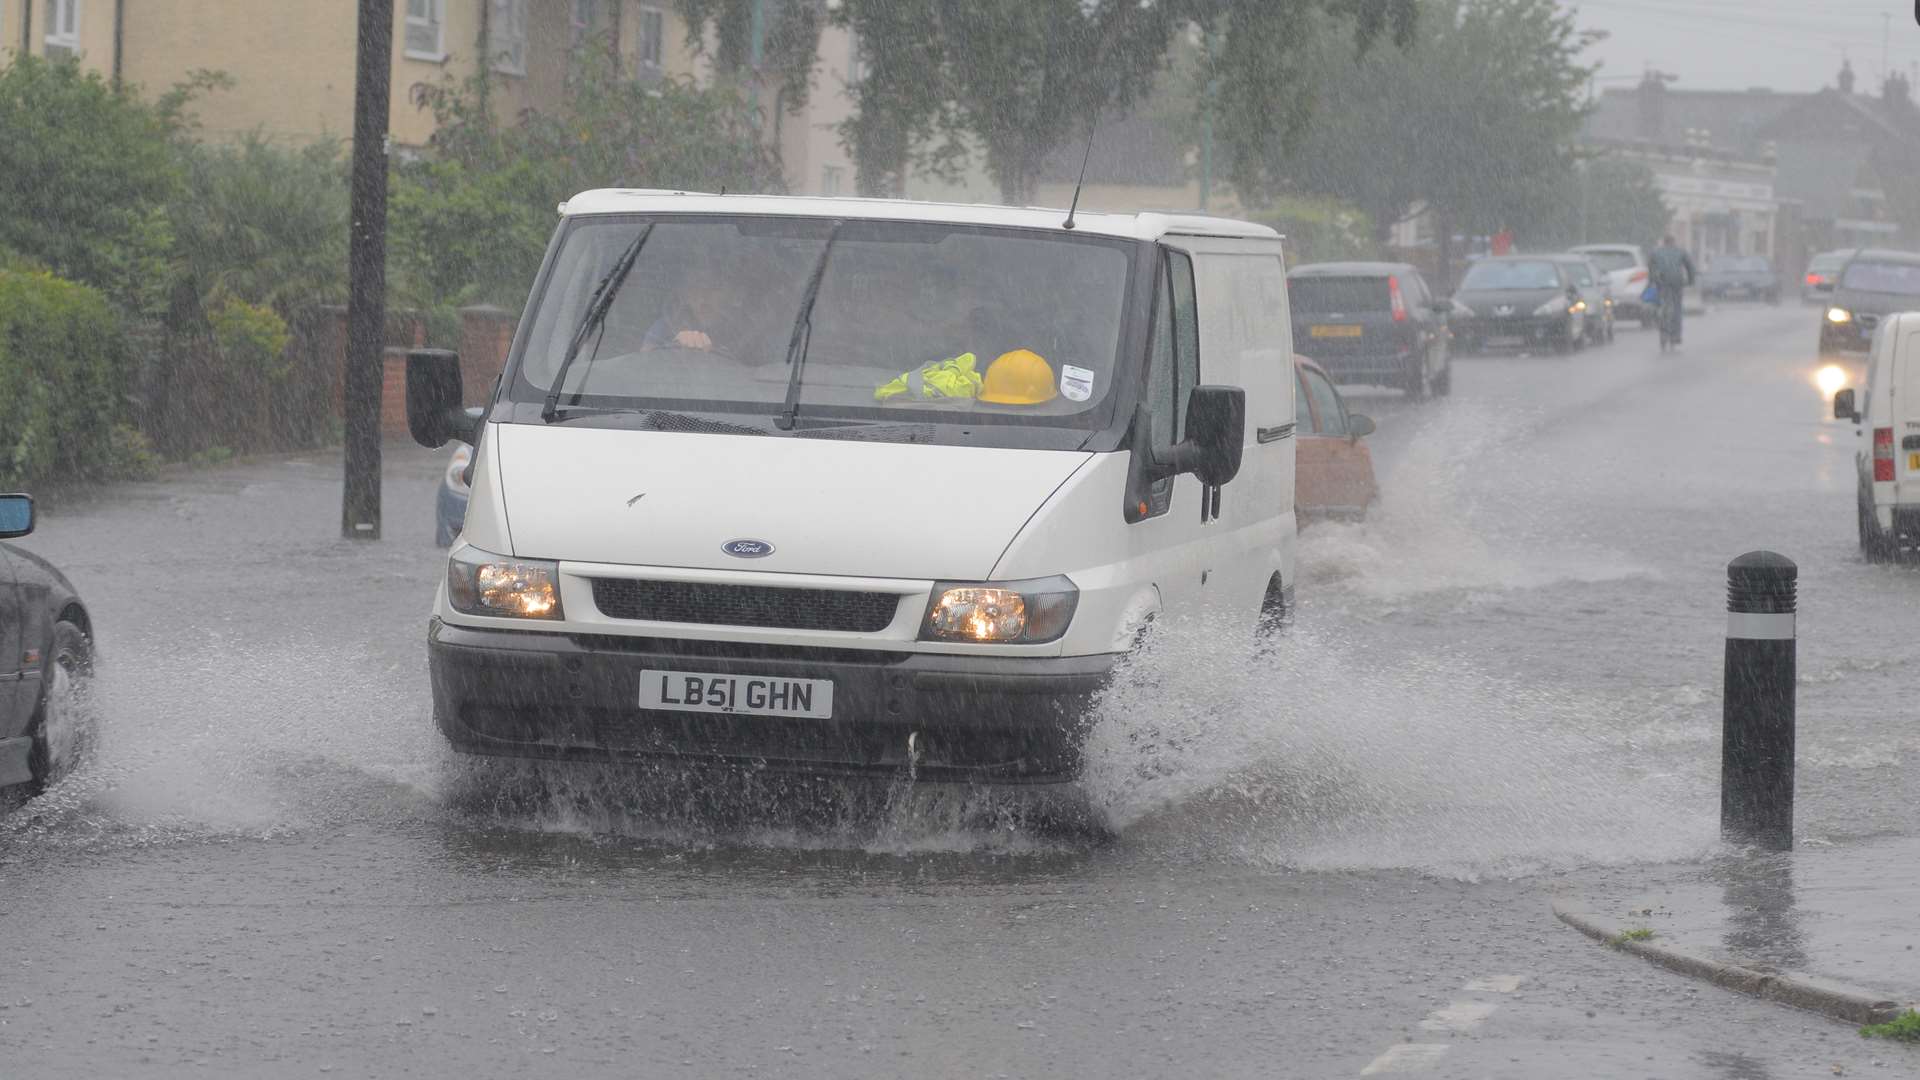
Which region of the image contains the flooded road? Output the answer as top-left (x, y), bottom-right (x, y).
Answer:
top-left (4, 304), bottom-right (1914, 1078)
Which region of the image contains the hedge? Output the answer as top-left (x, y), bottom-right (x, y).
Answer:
top-left (0, 269), bottom-right (148, 487)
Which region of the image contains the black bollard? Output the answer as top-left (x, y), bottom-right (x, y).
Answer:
top-left (1722, 551), bottom-right (1797, 851)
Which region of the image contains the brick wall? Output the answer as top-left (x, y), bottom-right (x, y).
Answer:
top-left (319, 305), bottom-right (520, 438)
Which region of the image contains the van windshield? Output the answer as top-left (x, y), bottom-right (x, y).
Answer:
top-left (511, 215), bottom-right (1136, 430)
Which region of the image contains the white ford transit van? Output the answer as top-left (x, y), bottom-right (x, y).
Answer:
top-left (1835, 309), bottom-right (1920, 560)
top-left (407, 191), bottom-right (1297, 781)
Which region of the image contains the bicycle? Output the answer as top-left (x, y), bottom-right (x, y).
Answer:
top-left (1656, 284), bottom-right (1683, 351)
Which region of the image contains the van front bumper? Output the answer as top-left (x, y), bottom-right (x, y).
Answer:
top-left (427, 619), bottom-right (1119, 782)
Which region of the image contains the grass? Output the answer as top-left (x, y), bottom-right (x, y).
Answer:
top-left (1860, 1009), bottom-right (1920, 1043)
top-left (1610, 927), bottom-right (1656, 946)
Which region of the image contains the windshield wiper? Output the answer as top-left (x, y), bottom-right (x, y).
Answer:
top-left (542, 223), bottom-right (656, 423)
top-left (774, 221), bottom-right (843, 431)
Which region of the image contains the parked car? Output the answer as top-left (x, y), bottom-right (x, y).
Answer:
top-left (1569, 243), bottom-right (1650, 325)
top-left (406, 192), bottom-right (1300, 784)
top-left (0, 494), bottom-right (95, 796)
top-left (1448, 256), bottom-right (1589, 354)
top-left (1832, 310), bottom-right (1920, 560)
top-left (1547, 254), bottom-right (1614, 345)
top-left (1700, 254), bottom-right (1780, 303)
top-left (1818, 249), bottom-right (1920, 362)
top-left (1287, 261), bottom-right (1450, 398)
top-left (1294, 357), bottom-right (1378, 521)
top-left (434, 408), bottom-right (485, 547)
top-left (1802, 249), bottom-right (1852, 303)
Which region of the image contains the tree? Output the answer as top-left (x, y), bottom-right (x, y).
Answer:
top-left (0, 56), bottom-right (178, 307)
top-left (674, 0), bottom-right (825, 113)
top-left (1275, 0), bottom-right (1595, 275)
top-left (832, 0), bottom-right (1415, 205)
top-left (1538, 154), bottom-right (1671, 250)
top-left (392, 48), bottom-right (782, 315)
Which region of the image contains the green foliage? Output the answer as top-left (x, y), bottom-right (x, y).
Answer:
top-left (393, 48), bottom-right (781, 316)
top-left (1531, 154), bottom-right (1672, 250)
top-left (1860, 1009), bottom-right (1920, 1043)
top-left (171, 136), bottom-right (348, 315)
top-left (1252, 197), bottom-right (1378, 265)
top-left (0, 56), bottom-right (179, 309)
top-left (832, 0), bottom-right (1414, 204)
top-left (1272, 0), bottom-right (1594, 241)
top-left (674, 0), bottom-right (824, 112)
top-left (207, 296), bottom-right (293, 381)
top-left (0, 271), bottom-right (137, 487)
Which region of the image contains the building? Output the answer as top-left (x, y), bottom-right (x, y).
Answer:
top-left (1, 1), bottom-right (706, 147)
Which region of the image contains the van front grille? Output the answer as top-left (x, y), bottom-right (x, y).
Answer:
top-left (589, 578), bottom-right (901, 633)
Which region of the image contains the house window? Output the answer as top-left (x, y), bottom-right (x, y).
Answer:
top-left (821, 165), bottom-right (844, 195)
top-left (847, 36), bottom-right (864, 86)
top-left (404, 0), bottom-right (445, 61)
top-left (569, 0), bottom-right (599, 51)
top-left (489, 0), bottom-right (528, 75)
top-left (43, 0), bottom-right (80, 59)
top-left (635, 6), bottom-right (664, 75)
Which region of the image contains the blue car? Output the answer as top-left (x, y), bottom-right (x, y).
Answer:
top-left (435, 440), bottom-right (471, 547)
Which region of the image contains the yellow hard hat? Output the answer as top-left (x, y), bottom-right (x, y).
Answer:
top-left (979, 349), bottom-right (1057, 405)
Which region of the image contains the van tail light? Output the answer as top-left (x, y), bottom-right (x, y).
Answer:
top-left (1874, 426), bottom-right (1895, 481)
top-left (1388, 275), bottom-right (1407, 322)
top-left (1629, 270), bottom-right (1648, 284)
top-left (1805, 273), bottom-right (1823, 286)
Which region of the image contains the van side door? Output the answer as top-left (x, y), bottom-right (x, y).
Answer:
top-left (1127, 247), bottom-right (1213, 623)
top-left (1185, 241), bottom-right (1295, 623)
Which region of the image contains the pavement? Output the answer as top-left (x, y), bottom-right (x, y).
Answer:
top-left (3, 301), bottom-right (1918, 1078)
top-left (1554, 838), bottom-right (1920, 1025)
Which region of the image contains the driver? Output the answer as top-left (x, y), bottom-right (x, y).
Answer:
top-left (642, 256), bottom-right (741, 353)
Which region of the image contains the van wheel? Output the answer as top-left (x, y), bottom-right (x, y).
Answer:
top-left (27, 622), bottom-right (93, 795)
top-left (1859, 493), bottom-right (1894, 563)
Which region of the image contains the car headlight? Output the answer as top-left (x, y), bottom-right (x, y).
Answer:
top-left (1569, 299), bottom-right (1588, 314)
top-left (1533, 298), bottom-right (1570, 317)
top-left (444, 444), bottom-right (473, 494)
top-left (921, 575), bottom-right (1077, 643)
top-left (1826, 307), bottom-right (1852, 324)
top-left (447, 544), bottom-right (563, 619)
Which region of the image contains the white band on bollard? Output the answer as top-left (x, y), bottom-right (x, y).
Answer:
top-left (1728, 612), bottom-right (1796, 640)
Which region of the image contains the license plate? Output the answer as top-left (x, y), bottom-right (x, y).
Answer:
top-left (639, 670), bottom-right (834, 719)
top-left (1309, 324), bottom-right (1363, 338)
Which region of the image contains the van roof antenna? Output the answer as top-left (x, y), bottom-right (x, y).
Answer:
top-left (1062, 119), bottom-right (1097, 231)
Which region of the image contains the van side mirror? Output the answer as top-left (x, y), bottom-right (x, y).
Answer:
top-left (1348, 413), bottom-right (1376, 439)
top-left (0, 493), bottom-right (33, 539)
top-left (1833, 387), bottom-right (1858, 421)
top-left (1155, 385), bottom-right (1246, 486)
top-left (406, 349), bottom-right (480, 448)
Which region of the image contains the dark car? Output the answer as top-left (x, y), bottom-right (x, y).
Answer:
top-left (1819, 249), bottom-right (1920, 360)
top-left (1700, 254), bottom-right (1780, 303)
top-left (1448, 256), bottom-right (1588, 354)
top-left (1288, 261), bottom-right (1451, 398)
top-left (0, 494), bottom-right (95, 796)
top-left (1802, 249), bottom-right (1852, 303)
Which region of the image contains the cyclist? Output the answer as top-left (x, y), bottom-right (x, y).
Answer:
top-left (1647, 235), bottom-right (1697, 349)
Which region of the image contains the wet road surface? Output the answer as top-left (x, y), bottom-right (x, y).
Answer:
top-left (4, 302), bottom-right (1916, 1078)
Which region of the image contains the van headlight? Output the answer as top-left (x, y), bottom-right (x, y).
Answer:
top-left (1826, 307), bottom-right (1852, 324)
top-left (1534, 298), bottom-right (1570, 317)
top-left (447, 545), bottom-right (563, 619)
top-left (922, 575), bottom-right (1077, 643)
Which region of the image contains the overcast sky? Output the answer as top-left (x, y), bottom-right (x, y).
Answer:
top-left (1566, 0), bottom-right (1920, 95)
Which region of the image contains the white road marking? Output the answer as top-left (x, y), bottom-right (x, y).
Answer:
top-left (1358, 974), bottom-right (1524, 1074)
top-left (1359, 1044), bottom-right (1450, 1075)
top-left (1462, 974), bottom-right (1524, 993)
top-left (1418, 1000), bottom-right (1499, 1032)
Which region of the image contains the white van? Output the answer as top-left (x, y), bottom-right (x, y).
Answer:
top-left (406, 191), bottom-right (1297, 782)
top-left (1835, 310), bottom-right (1920, 561)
